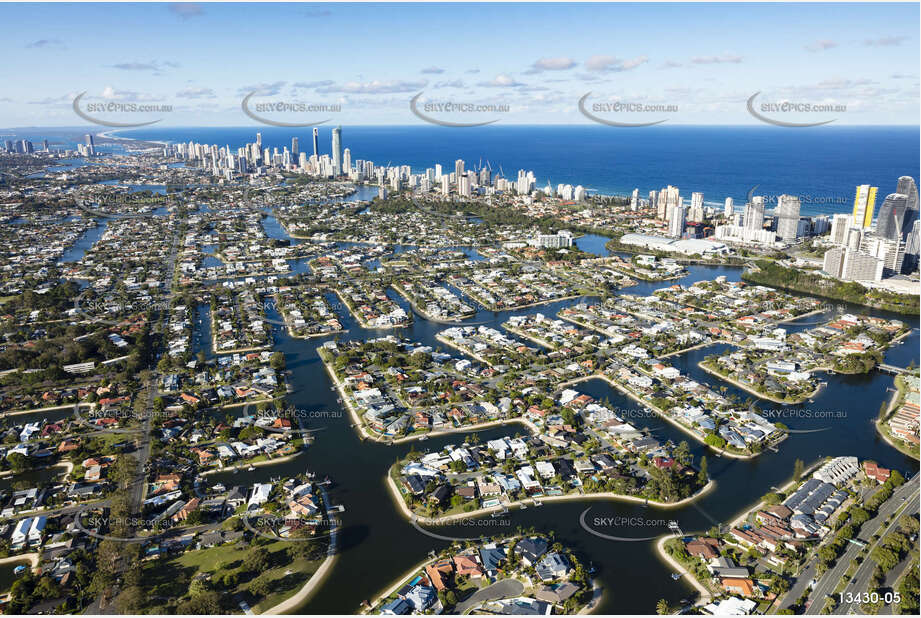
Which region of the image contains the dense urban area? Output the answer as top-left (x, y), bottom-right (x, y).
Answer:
top-left (0, 127), bottom-right (917, 617)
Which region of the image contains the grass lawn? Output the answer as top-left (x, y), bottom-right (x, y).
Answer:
top-left (142, 538), bottom-right (325, 612)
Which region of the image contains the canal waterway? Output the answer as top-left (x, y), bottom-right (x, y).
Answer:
top-left (188, 229), bottom-right (919, 613)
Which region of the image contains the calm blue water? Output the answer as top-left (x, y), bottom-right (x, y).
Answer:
top-left (116, 125), bottom-right (919, 216)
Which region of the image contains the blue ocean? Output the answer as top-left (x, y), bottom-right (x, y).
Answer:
top-left (116, 125), bottom-right (918, 217)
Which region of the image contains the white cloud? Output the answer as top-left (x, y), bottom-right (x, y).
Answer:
top-left (864, 35), bottom-right (909, 47)
top-left (176, 87), bottom-right (216, 99)
top-left (526, 57), bottom-right (577, 74)
top-left (238, 81), bottom-right (287, 96)
top-left (690, 54), bottom-right (743, 64)
top-left (585, 55), bottom-right (648, 72)
top-left (478, 74), bottom-right (525, 88)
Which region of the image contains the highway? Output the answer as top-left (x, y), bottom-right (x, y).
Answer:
top-left (801, 474), bottom-right (918, 614)
top-left (832, 482), bottom-right (919, 615)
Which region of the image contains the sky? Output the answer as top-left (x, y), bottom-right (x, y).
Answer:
top-left (1, 2), bottom-right (919, 127)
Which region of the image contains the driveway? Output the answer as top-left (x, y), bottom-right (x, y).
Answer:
top-left (454, 578), bottom-right (525, 614)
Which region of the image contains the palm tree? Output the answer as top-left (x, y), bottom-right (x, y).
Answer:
top-left (656, 599), bottom-right (672, 615)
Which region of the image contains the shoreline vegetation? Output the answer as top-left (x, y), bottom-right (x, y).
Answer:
top-left (697, 361), bottom-right (822, 406)
top-left (742, 261), bottom-right (920, 316)
top-left (360, 531), bottom-right (597, 615)
top-left (386, 469), bottom-right (717, 526)
top-left (654, 457), bottom-right (827, 608)
top-left (566, 373), bottom-right (774, 460)
top-left (321, 353), bottom-right (539, 444)
top-left (323, 346), bottom-right (772, 458)
top-left (390, 283), bottom-right (476, 324)
top-left (655, 534), bottom-right (713, 606)
top-left (259, 491), bottom-right (338, 615)
top-left (875, 374), bottom-right (920, 461)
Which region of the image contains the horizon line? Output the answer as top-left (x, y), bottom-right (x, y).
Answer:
top-left (4, 123), bottom-right (921, 131)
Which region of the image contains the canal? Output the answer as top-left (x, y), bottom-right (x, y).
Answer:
top-left (188, 231), bottom-right (919, 613)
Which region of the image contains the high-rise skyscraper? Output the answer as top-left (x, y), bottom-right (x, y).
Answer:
top-left (630, 188), bottom-right (639, 211)
top-left (743, 196), bottom-right (765, 232)
top-left (660, 186), bottom-right (680, 222)
top-left (852, 184), bottom-right (878, 229)
top-left (312, 128), bottom-right (319, 157)
top-left (688, 192), bottom-right (704, 222)
top-left (458, 173), bottom-right (472, 197)
top-left (876, 193), bottom-right (909, 240)
top-left (830, 214), bottom-right (851, 245)
top-left (668, 201), bottom-right (686, 238)
top-left (331, 126), bottom-right (342, 176)
top-left (724, 197), bottom-right (734, 218)
top-left (775, 194), bottom-right (801, 243)
top-left (455, 159), bottom-right (465, 181)
top-left (84, 134), bottom-right (95, 156)
top-left (895, 176), bottom-right (919, 243)
top-left (256, 133), bottom-right (262, 149)
top-left (291, 137), bottom-right (298, 157)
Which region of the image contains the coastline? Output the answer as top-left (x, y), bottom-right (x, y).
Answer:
top-left (0, 553), bottom-right (40, 569)
top-left (96, 129), bottom-right (169, 148)
top-left (199, 449), bottom-right (304, 477)
top-left (652, 459), bottom-right (828, 609)
top-left (261, 485), bottom-right (339, 615)
top-left (697, 361), bottom-right (819, 405)
top-left (391, 283), bottom-right (476, 324)
top-left (655, 534), bottom-right (713, 606)
top-left (725, 457), bottom-right (826, 529)
top-left (361, 553), bottom-right (438, 614)
top-left (592, 374), bottom-right (760, 460)
top-left (874, 377), bottom-right (920, 461)
top-left (324, 353), bottom-right (538, 444)
top-left (360, 531), bottom-right (599, 615)
top-left (386, 468), bottom-right (717, 525)
top-left (0, 402), bottom-right (91, 419)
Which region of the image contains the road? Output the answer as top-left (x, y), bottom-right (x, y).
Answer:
top-left (795, 475), bottom-right (919, 615)
top-left (832, 482), bottom-right (919, 615)
top-left (87, 226), bottom-right (181, 613)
